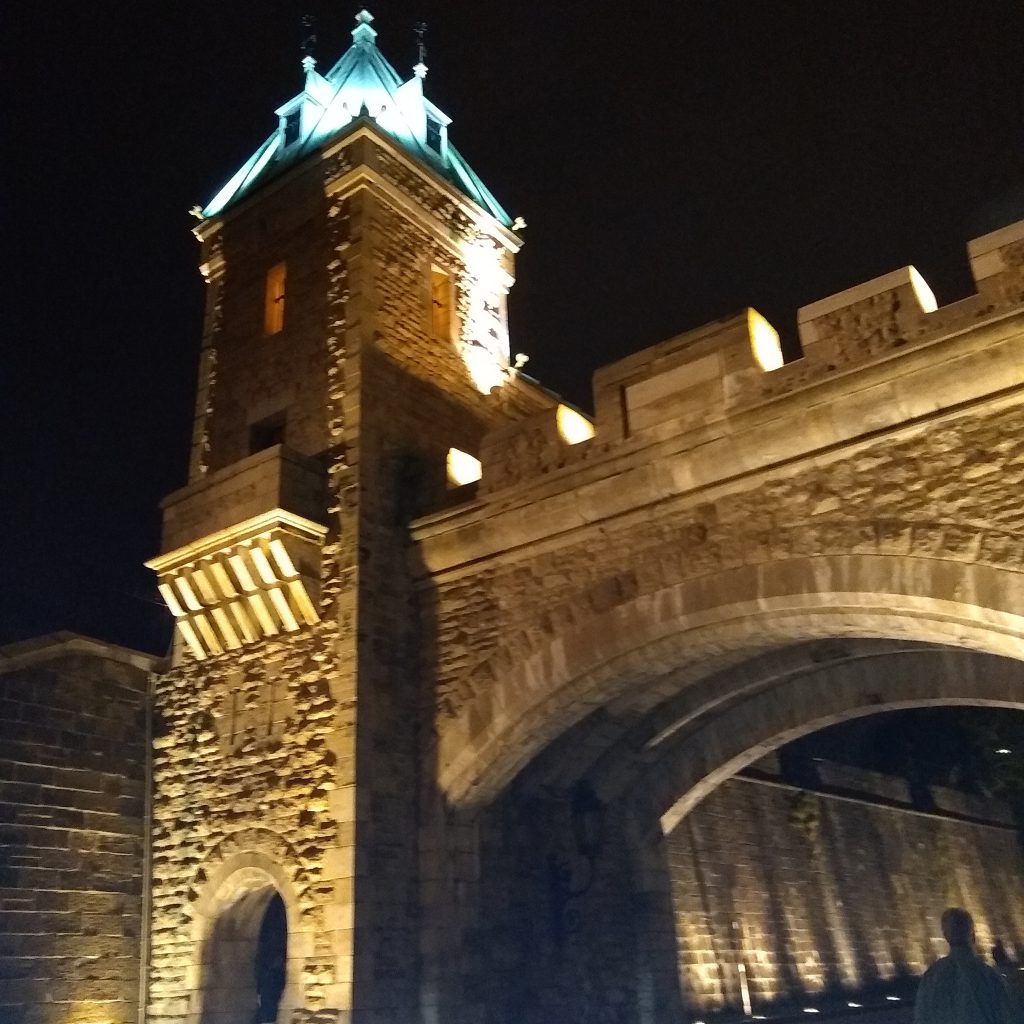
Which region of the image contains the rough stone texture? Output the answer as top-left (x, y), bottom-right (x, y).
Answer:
top-left (147, 98), bottom-right (1024, 1024)
top-left (148, 124), bottom-right (553, 1024)
top-left (667, 762), bottom-right (1024, 1014)
top-left (0, 634), bottom-right (154, 1024)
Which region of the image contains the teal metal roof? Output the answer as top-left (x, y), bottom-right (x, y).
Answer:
top-left (202, 10), bottom-right (511, 226)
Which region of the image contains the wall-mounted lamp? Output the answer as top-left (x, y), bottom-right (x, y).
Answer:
top-left (547, 780), bottom-right (605, 949)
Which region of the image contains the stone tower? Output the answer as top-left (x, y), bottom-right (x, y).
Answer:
top-left (144, 12), bottom-right (553, 1023)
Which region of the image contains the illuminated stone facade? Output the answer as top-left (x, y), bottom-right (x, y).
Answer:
top-left (668, 757), bottom-right (1024, 1013)
top-left (13, 11), bottom-right (1023, 1024)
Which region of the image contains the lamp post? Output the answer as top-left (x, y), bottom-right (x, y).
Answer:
top-left (547, 781), bottom-right (605, 949)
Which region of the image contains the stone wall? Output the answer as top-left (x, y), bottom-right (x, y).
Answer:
top-left (666, 758), bottom-right (1024, 1014)
top-left (0, 633), bottom-right (154, 1024)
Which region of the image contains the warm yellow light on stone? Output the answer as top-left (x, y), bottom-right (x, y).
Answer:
top-left (176, 619), bottom-right (207, 661)
top-left (287, 579), bottom-right (320, 625)
top-left (229, 554), bottom-right (258, 593)
top-left (747, 309), bottom-right (784, 372)
top-left (909, 265), bottom-right (938, 313)
top-left (250, 546), bottom-right (280, 586)
top-left (209, 560), bottom-right (239, 599)
top-left (269, 587), bottom-right (300, 632)
top-left (211, 607), bottom-right (242, 650)
top-left (193, 613), bottom-right (224, 656)
top-left (173, 575), bottom-right (203, 612)
top-left (229, 600), bottom-right (258, 643)
top-left (269, 538), bottom-right (299, 579)
top-left (556, 405), bottom-right (595, 445)
top-left (190, 566), bottom-right (218, 604)
top-left (158, 582), bottom-right (186, 618)
top-left (447, 448), bottom-right (482, 487)
top-left (247, 593), bottom-right (279, 635)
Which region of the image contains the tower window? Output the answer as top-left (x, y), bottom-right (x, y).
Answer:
top-left (264, 263), bottom-right (287, 335)
top-left (431, 267), bottom-right (453, 341)
top-left (249, 411), bottom-right (287, 454)
top-left (284, 110), bottom-right (301, 147)
top-left (425, 116), bottom-right (442, 153)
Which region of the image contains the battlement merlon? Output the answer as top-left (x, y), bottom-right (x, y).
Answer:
top-left (412, 219), bottom-right (1024, 572)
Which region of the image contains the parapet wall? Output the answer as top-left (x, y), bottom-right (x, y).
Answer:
top-left (460, 218), bottom-right (1024, 501)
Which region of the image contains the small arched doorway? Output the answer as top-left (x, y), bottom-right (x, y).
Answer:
top-left (199, 883), bottom-right (288, 1024)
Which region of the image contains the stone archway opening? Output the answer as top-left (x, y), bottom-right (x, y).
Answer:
top-left (443, 639), bottom-right (1024, 1024)
top-left (199, 883), bottom-right (288, 1024)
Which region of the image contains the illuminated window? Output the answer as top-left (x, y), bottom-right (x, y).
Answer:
top-left (431, 267), bottom-right (453, 341)
top-left (250, 411), bottom-right (287, 454)
top-left (426, 117), bottom-right (442, 153)
top-left (264, 263), bottom-right (286, 335)
top-left (283, 110), bottom-right (301, 147)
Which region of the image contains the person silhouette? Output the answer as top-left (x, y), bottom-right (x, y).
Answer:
top-left (914, 908), bottom-right (1016, 1024)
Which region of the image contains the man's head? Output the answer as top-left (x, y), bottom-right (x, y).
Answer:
top-left (941, 907), bottom-right (976, 949)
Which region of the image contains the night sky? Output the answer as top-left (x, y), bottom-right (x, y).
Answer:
top-left (4, 2), bottom-right (1024, 657)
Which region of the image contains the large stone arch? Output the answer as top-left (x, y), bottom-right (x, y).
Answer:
top-left (183, 830), bottom-right (311, 1024)
top-left (437, 551), bottom-right (1024, 808)
top-left (622, 645), bottom-right (1024, 838)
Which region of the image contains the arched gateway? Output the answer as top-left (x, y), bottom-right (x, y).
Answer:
top-left (142, 11), bottom-right (1024, 1024)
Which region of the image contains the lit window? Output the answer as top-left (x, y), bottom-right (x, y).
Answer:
top-left (264, 263), bottom-right (286, 335)
top-left (431, 267), bottom-right (453, 341)
top-left (426, 117), bottom-right (442, 153)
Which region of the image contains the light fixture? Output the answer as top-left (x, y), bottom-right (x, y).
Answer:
top-left (447, 448), bottom-right (482, 487)
top-left (556, 405), bottom-right (595, 445)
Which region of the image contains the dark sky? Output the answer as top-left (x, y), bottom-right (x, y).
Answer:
top-left (4, 2), bottom-right (1024, 654)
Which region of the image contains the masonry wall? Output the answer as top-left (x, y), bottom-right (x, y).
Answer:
top-left (666, 760), bottom-right (1024, 1014)
top-left (0, 637), bottom-right (152, 1024)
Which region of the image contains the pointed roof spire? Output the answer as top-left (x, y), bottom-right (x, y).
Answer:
top-left (352, 9), bottom-right (378, 47)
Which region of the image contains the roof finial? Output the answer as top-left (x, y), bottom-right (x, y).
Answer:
top-left (413, 22), bottom-right (428, 78)
top-left (353, 9), bottom-right (378, 47)
top-left (300, 13), bottom-right (317, 68)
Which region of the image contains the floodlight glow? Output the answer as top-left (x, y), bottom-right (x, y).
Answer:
top-left (886, 996), bottom-right (901, 1002)
top-left (557, 405), bottom-right (595, 445)
top-left (996, 747), bottom-right (1012, 755)
top-left (447, 448), bottom-right (482, 487)
top-left (847, 1003), bottom-right (862, 1009)
top-left (803, 1009), bottom-right (820, 1014)
top-left (158, 583), bottom-right (186, 618)
top-left (748, 309), bottom-right (784, 372)
top-left (909, 266), bottom-right (938, 313)
top-left (463, 343), bottom-right (506, 394)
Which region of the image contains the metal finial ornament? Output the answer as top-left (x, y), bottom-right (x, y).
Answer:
top-left (300, 13), bottom-right (317, 61)
top-left (415, 21), bottom-right (428, 65)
